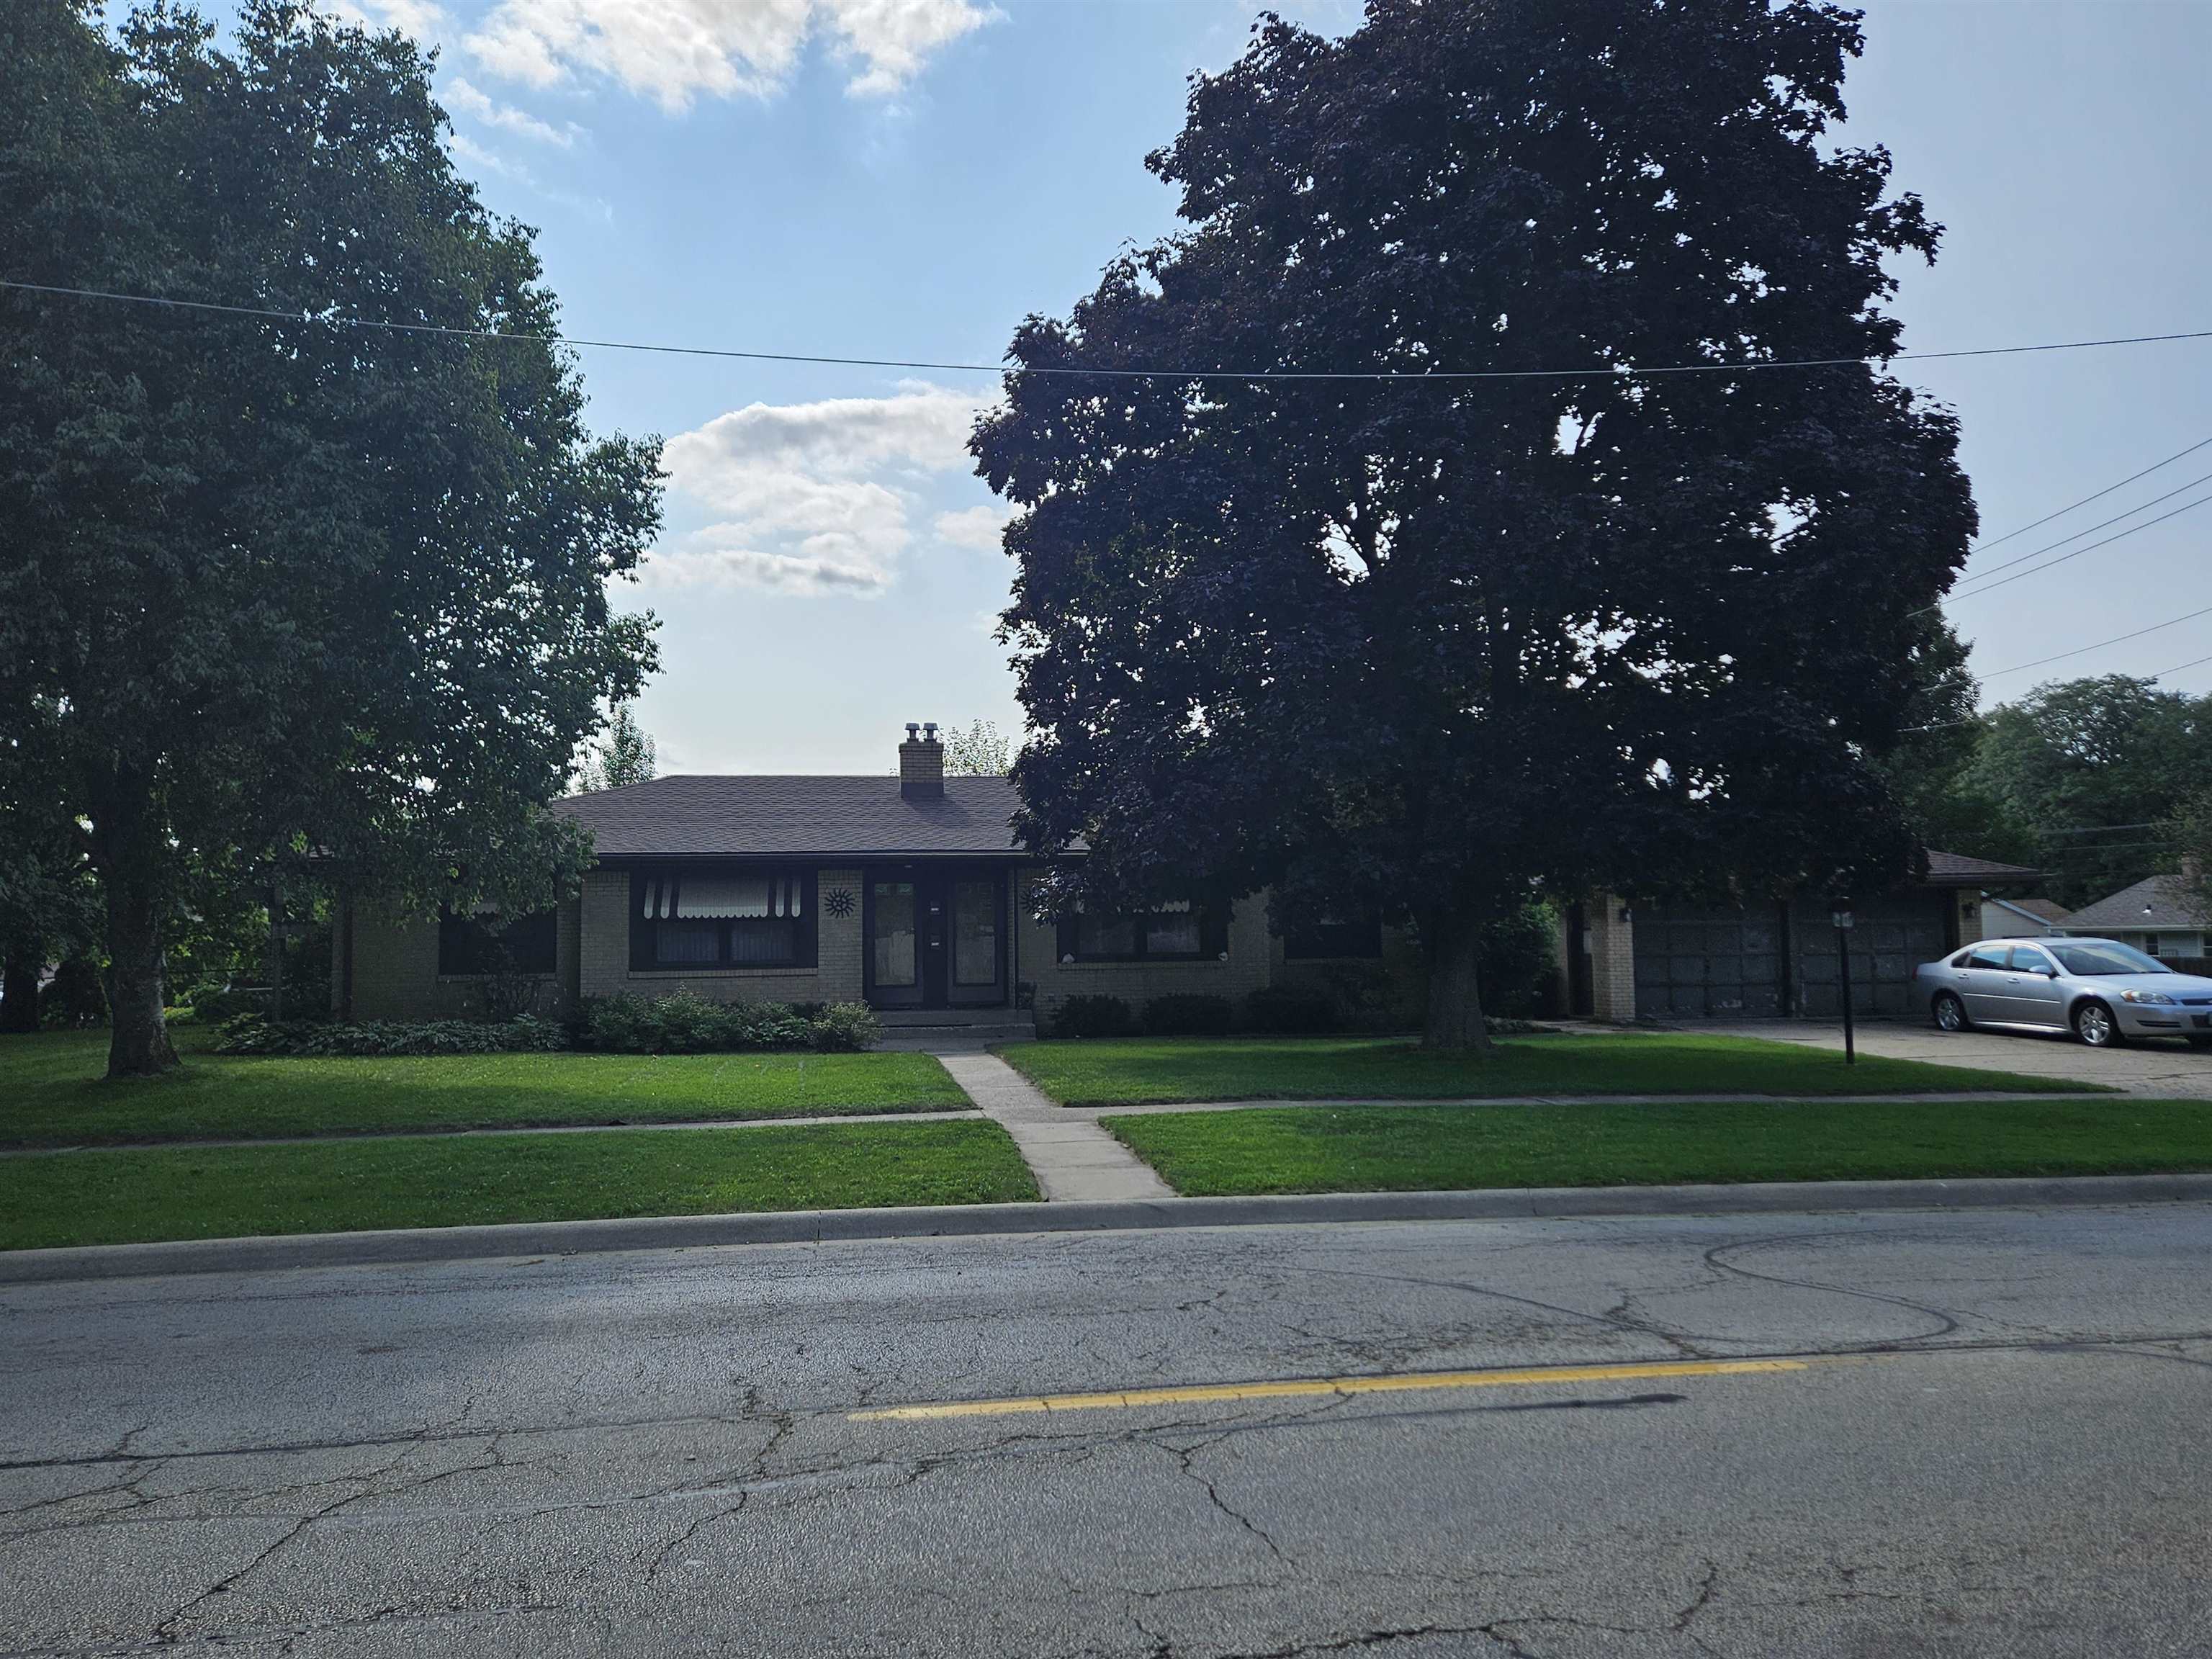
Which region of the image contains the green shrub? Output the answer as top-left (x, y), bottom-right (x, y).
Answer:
top-left (39, 959), bottom-right (108, 1029)
top-left (1143, 994), bottom-right (1234, 1035)
top-left (215, 1014), bottom-right (568, 1056)
top-left (1478, 899), bottom-right (1560, 1018)
top-left (806, 1004), bottom-right (880, 1053)
top-left (577, 992), bottom-right (875, 1053)
top-left (1243, 984), bottom-right (1339, 1033)
top-left (1053, 994), bottom-right (1136, 1038)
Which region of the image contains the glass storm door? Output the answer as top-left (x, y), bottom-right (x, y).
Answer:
top-left (866, 878), bottom-right (922, 1007)
top-left (865, 867), bottom-right (1006, 1009)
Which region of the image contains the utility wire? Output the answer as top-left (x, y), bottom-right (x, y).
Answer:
top-left (2152, 649), bottom-right (2212, 680)
top-left (1940, 467), bottom-right (2212, 601)
top-left (5, 276), bottom-right (2212, 383)
top-left (1978, 603), bottom-right (2212, 680)
top-left (1953, 434), bottom-right (2212, 562)
top-left (1926, 488), bottom-right (2212, 612)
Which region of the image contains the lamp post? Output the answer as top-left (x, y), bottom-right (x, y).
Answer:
top-left (1831, 907), bottom-right (1856, 1065)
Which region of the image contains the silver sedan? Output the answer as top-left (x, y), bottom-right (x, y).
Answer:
top-left (1912, 935), bottom-right (2212, 1049)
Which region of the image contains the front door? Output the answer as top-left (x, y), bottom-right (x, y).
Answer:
top-left (865, 866), bottom-right (1007, 1009)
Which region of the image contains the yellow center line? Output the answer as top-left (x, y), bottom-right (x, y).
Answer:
top-left (850, 1356), bottom-right (1853, 1422)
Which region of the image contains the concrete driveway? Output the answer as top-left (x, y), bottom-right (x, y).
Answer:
top-left (1686, 1017), bottom-right (2212, 1097)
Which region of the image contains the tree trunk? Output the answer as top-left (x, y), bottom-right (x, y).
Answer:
top-left (103, 872), bottom-right (178, 1078)
top-left (0, 944), bottom-right (42, 1033)
top-left (1421, 912), bottom-right (1491, 1051)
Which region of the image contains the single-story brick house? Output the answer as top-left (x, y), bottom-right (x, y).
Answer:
top-left (331, 721), bottom-right (2047, 1030)
top-left (331, 723), bottom-right (1416, 1031)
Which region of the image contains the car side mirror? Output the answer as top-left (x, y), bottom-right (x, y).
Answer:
top-left (2038, 967), bottom-right (2058, 978)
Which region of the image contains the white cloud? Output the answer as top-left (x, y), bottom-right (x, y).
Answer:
top-left (331, 0), bottom-right (449, 37)
top-left (932, 500), bottom-right (1012, 553)
top-left (444, 76), bottom-right (578, 146)
top-left (463, 0), bottom-right (992, 113)
top-left (647, 384), bottom-right (998, 595)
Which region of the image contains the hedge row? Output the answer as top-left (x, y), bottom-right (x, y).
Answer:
top-left (1051, 989), bottom-right (1546, 1040)
top-left (213, 992), bottom-right (881, 1057)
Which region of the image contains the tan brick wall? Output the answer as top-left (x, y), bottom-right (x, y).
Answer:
top-left (1017, 869), bottom-right (1277, 1030)
top-left (578, 866), bottom-right (866, 1006)
top-left (1586, 894), bottom-right (1637, 1023)
top-left (341, 899), bottom-right (565, 1022)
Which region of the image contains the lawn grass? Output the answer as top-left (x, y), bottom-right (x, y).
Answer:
top-left (1, 1120), bottom-right (1038, 1251)
top-left (0, 1030), bottom-right (970, 1147)
top-left (1001, 1033), bottom-right (2099, 1106)
top-left (1105, 1097), bottom-right (2212, 1196)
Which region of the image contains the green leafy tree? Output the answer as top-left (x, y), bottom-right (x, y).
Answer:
top-left (575, 702), bottom-right (659, 792)
top-left (1966, 676), bottom-right (2212, 906)
top-left (942, 719), bottom-right (1012, 776)
top-left (0, 1), bottom-right (660, 1076)
top-left (1875, 617), bottom-right (2034, 865)
top-left (975, 0), bottom-right (1975, 1047)
top-left (2160, 791), bottom-right (2212, 927)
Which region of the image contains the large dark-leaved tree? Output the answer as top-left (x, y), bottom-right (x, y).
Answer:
top-left (974, 0), bottom-right (1977, 1047)
top-left (0, 1), bottom-right (660, 1076)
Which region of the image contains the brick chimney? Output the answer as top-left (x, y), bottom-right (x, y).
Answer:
top-left (899, 721), bottom-right (943, 799)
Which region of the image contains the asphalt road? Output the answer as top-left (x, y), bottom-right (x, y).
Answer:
top-left (5, 1205), bottom-right (2211, 1657)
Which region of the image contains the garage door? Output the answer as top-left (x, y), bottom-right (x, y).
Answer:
top-left (1632, 904), bottom-right (1787, 1017)
top-left (1787, 895), bottom-right (1948, 1018)
top-left (1632, 894), bottom-right (1954, 1020)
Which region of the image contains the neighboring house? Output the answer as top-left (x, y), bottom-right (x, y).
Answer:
top-left (2063, 876), bottom-right (2209, 960)
top-left (331, 724), bottom-right (1400, 1031)
top-left (1977, 895), bottom-right (2074, 938)
top-left (1578, 850), bottom-right (2046, 1022)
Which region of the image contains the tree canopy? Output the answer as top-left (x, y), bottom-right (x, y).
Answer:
top-left (0, 1), bottom-right (660, 1074)
top-left (974, 0), bottom-right (1976, 1045)
top-left (1961, 676), bottom-right (2212, 907)
top-left (575, 703), bottom-right (660, 793)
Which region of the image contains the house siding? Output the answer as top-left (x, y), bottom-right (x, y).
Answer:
top-left (577, 865), bottom-right (866, 1006)
top-left (339, 901), bottom-right (562, 1022)
top-left (1016, 870), bottom-right (1275, 1028)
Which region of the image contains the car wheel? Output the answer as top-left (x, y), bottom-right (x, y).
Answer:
top-left (2072, 1001), bottom-right (2123, 1048)
top-left (1932, 992), bottom-right (1969, 1033)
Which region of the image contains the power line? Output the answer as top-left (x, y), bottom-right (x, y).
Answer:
top-left (1940, 466), bottom-right (2212, 602)
top-left (1978, 603), bottom-right (2212, 680)
top-left (1954, 434), bottom-right (2212, 562)
top-left (5, 276), bottom-right (2212, 384)
top-left (1928, 487), bottom-right (2212, 611)
top-left (2151, 649), bottom-right (2212, 680)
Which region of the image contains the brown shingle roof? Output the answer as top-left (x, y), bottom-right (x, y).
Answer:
top-left (552, 775), bottom-right (1025, 859)
top-left (2066, 876), bottom-right (2208, 932)
top-left (1922, 848), bottom-right (2044, 887)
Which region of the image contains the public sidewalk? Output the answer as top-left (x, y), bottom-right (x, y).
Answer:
top-left (933, 1051), bottom-right (1173, 1202)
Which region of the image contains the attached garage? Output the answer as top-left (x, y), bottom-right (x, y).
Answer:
top-left (1624, 853), bottom-right (2040, 1022)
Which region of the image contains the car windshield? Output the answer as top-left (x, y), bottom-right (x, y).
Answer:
top-left (2048, 940), bottom-right (2171, 976)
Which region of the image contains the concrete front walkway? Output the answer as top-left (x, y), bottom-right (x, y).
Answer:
top-left (933, 1051), bottom-right (1173, 1202)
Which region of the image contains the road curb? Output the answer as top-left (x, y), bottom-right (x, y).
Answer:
top-left (6, 1172), bottom-right (2212, 1286)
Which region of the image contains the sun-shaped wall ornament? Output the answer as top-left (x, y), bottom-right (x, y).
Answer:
top-left (823, 887), bottom-right (856, 919)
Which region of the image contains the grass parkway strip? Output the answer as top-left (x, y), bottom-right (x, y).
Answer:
top-left (1, 1120), bottom-right (1039, 1251)
top-left (1102, 1097), bottom-right (2212, 1196)
top-left (999, 1033), bottom-right (2100, 1107)
top-left (0, 1030), bottom-right (969, 1147)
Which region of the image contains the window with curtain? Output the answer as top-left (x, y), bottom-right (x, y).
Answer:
top-left (437, 907), bottom-right (558, 976)
top-left (630, 869), bottom-right (817, 970)
top-left (1058, 899), bottom-right (1224, 963)
top-left (1285, 906), bottom-right (1385, 961)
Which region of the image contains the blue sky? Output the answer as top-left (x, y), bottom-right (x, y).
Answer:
top-left (333, 0), bottom-right (2212, 774)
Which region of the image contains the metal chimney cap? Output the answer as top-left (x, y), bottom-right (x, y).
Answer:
top-left (922, 721), bottom-right (939, 739)
top-left (904, 721), bottom-right (920, 737)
